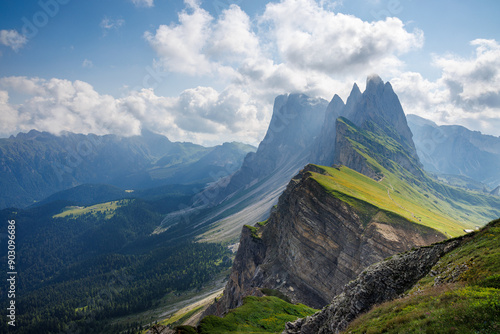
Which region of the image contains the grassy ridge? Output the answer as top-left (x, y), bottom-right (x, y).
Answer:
top-left (198, 296), bottom-right (317, 334)
top-left (309, 165), bottom-right (468, 236)
top-left (345, 219), bottom-right (500, 333)
top-left (331, 117), bottom-right (500, 236)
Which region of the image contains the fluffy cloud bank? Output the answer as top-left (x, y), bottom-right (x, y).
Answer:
top-left (2, 0), bottom-right (498, 144)
top-left (392, 39), bottom-right (500, 135)
top-left (0, 76), bottom-right (265, 146)
top-left (145, 0), bottom-right (423, 96)
top-left (2, 0), bottom-right (425, 145)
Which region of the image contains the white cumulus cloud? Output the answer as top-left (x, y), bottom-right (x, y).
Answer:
top-left (392, 39), bottom-right (500, 136)
top-left (6, 1), bottom-right (498, 144)
top-left (0, 76), bottom-right (268, 146)
top-left (144, 0), bottom-right (214, 75)
top-left (141, 0), bottom-right (424, 144)
top-left (260, 0), bottom-right (423, 74)
top-left (82, 59), bottom-right (94, 68)
top-left (0, 29), bottom-right (28, 51)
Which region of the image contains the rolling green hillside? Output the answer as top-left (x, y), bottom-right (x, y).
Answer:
top-left (309, 163), bottom-right (499, 237)
top-left (53, 199), bottom-right (131, 219)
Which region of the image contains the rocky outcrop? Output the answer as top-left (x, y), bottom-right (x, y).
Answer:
top-left (283, 239), bottom-right (462, 334)
top-left (205, 165), bottom-right (445, 317)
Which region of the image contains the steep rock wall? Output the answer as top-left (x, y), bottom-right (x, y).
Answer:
top-left (283, 238), bottom-right (462, 334)
top-left (206, 165), bottom-right (445, 316)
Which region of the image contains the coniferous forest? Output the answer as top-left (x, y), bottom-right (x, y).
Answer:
top-left (0, 198), bottom-right (232, 333)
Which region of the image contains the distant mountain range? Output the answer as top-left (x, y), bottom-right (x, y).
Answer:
top-left (408, 114), bottom-right (500, 189)
top-left (0, 129), bottom-right (255, 209)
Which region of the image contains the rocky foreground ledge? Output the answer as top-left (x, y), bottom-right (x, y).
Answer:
top-left (283, 238), bottom-right (462, 334)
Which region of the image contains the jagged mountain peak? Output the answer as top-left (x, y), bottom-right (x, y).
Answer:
top-left (330, 94), bottom-right (344, 107)
top-left (365, 73), bottom-right (384, 92)
top-left (347, 75), bottom-right (417, 157)
top-left (313, 75), bottom-right (420, 172)
top-left (350, 82), bottom-right (362, 96)
top-left (197, 93), bottom-right (328, 208)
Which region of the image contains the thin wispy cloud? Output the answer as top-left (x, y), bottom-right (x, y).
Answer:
top-left (100, 17), bottom-right (125, 36)
top-left (131, 0), bottom-right (154, 8)
top-left (82, 59), bottom-right (94, 68)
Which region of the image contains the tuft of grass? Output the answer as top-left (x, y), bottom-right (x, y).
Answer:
top-left (257, 220), bottom-right (268, 227)
top-left (198, 296), bottom-right (317, 334)
top-left (244, 225), bottom-right (261, 240)
top-left (346, 285), bottom-right (500, 334)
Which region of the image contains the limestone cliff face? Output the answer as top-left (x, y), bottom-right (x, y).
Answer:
top-left (283, 238), bottom-right (462, 334)
top-left (206, 165), bottom-right (445, 316)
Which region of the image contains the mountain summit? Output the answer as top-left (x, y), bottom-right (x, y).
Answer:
top-left (313, 75), bottom-right (422, 180)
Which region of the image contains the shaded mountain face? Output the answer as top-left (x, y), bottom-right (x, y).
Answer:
top-left (334, 117), bottom-right (425, 181)
top-left (407, 114), bottom-right (500, 188)
top-left (161, 94), bottom-right (330, 243)
top-left (345, 75), bottom-right (417, 156)
top-left (0, 130), bottom-right (255, 209)
top-left (311, 94), bottom-right (345, 166)
top-left (202, 93), bottom-right (328, 205)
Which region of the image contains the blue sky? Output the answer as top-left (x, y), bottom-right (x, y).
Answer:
top-left (1, 0), bottom-right (500, 145)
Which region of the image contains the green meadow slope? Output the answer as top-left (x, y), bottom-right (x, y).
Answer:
top-left (331, 117), bottom-right (500, 237)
